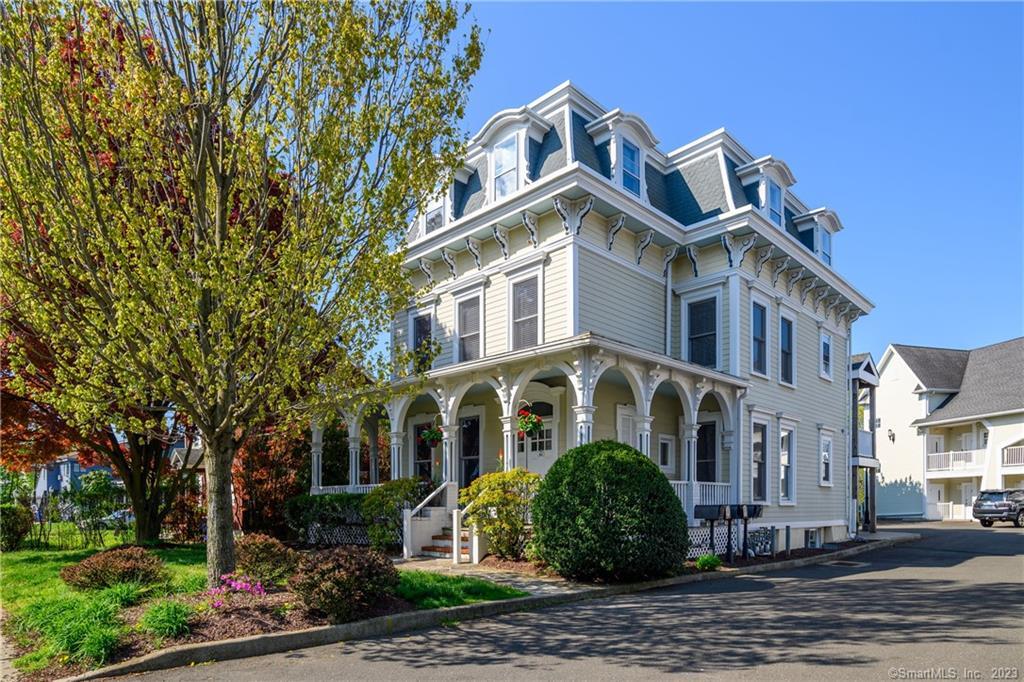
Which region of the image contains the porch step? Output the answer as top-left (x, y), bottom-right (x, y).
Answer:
top-left (432, 532), bottom-right (470, 541)
top-left (427, 536), bottom-right (471, 550)
top-left (420, 545), bottom-right (471, 559)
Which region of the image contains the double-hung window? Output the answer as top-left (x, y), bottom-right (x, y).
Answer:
top-left (425, 206), bottom-right (444, 234)
top-left (412, 313), bottom-right (432, 371)
top-left (493, 135), bottom-right (518, 199)
top-left (820, 432), bottom-right (833, 486)
top-left (657, 436), bottom-right (674, 473)
top-left (780, 314), bottom-right (795, 385)
top-left (820, 331), bottom-right (833, 380)
top-left (819, 229), bottom-right (832, 266)
top-left (511, 276), bottom-right (539, 350)
top-left (457, 296), bottom-right (481, 362)
top-left (752, 421), bottom-right (768, 502)
top-left (752, 300), bottom-right (768, 376)
top-left (768, 180), bottom-right (783, 225)
top-left (780, 427), bottom-right (794, 503)
top-left (688, 298), bottom-right (717, 368)
top-left (622, 140), bottom-right (642, 196)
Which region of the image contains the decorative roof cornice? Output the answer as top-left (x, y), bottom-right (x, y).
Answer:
top-left (734, 155), bottom-right (797, 187)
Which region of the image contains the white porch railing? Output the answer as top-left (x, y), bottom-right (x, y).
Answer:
top-left (1003, 446), bottom-right (1024, 467)
top-left (926, 449), bottom-right (984, 472)
top-left (314, 484), bottom-right (382, 495)
top-left (668, 480), bottom-right (733, 522)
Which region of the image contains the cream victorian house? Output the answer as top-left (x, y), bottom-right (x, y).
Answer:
top-left (310, 82), bottom-right (874, 558)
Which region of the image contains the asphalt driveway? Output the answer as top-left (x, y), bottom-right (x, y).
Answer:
top-left (134, 522), bottom-right (1023, 681)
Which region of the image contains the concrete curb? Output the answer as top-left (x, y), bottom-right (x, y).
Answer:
top-left (63, 534), bottom-right (918, 681)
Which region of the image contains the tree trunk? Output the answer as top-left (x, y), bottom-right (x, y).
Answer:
top-left (205, 438), bottom-right (236, 586)
top-left (133, 501), bottom-right (164, 544)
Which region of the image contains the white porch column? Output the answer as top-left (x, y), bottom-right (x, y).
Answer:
top-left (367, 418), bottom-right (380, 485)
top-left (572, 405), bottom-right (596, 446)
top-left (310, 422), bottom-right (324, 493)
top-left (347, 418), bottom-right (361, 488)
top-left (441, 423), bottom-right (458, 482)
top-left (636, 415), bottom-right (654, 456)
top-left (683, 423), bottom-right (699, 482)
top-left (389, 431), bottom-right (404, 480)
top-left (500, 416), bottom-right (516, 471)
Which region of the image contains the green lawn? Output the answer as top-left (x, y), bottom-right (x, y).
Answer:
top-left (0, 544), bottom-right (207, 615)
top-left (397, 570), bottom-right (526, 609)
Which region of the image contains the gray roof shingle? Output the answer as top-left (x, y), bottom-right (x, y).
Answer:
top-left (911, 338), bottom-right (1024, 425)
top-left (893, 343), bottom-right (971, 390)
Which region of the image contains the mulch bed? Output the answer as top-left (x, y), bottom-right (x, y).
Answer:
top-left (477, 555), bottom-right (556, 576)
top-left (6, 588), bottom-right (415, 682)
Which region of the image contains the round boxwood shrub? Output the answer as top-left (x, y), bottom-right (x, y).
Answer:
top-left (531, 440), bottom-right (689, 582)
top-left (0, 503), bottom-right (32, 551)
top-left (235, 533), bottom-right (299, 586)
top-left (60, 546), bottom-right (168, 590)
top-left (289, 547), bottom-right (399, 623)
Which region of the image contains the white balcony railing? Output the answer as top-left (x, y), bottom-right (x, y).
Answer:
top-left (668, 480), bottom-right (733, 514)
top-left (1003, 446), bottom-right (1024, 467)
top-left (315, 484), bottom-right (382, 495)
top-left (926, 449), bottom-right (984, 472)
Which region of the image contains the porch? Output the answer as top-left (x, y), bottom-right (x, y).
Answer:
top-left (310, 334), bottom-right (747, 544)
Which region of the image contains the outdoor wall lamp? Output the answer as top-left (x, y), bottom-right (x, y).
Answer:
top-left (887, 429), bottom-right (895, 444)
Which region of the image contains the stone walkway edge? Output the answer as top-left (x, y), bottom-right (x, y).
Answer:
top-left (62, 534), bottom-right (919, 682)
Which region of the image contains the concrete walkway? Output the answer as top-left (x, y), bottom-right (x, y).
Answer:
top-left (398, 557), bottom-right (599, 597)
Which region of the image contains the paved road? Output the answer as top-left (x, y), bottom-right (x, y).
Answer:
top-left (137, 522), bottom-right (1023, 681)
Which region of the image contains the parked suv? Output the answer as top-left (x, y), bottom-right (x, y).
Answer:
top-left (972, 489), bottom-right (1024, 527)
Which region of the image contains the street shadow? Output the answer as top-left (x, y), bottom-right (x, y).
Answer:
top-left (346, 572), bottom-right (1021, 675)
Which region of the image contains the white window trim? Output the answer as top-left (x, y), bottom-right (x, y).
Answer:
top-left (750, 415), bottom-right (771, 504)
top-left (749, 292), bottom-right (771, 379)
top-left (657, 434), bottom-right (675, 474)
top-left (621, 137), bottom-right (643, 198)
top-left (779, 421), bottom-right (797, 506)
top-left (453, 289), bottom-right (484, 364)
top-left (506, 264), bottom-right (544, 352)
top-left (696, 411), bottom-right (724, 483)
top-left (766, 179), bottom-right (783, 226)
top-left (819, 428), bottom-right (834, 487)
top-left (681, 286), bottom-right (723, 371)
top-left (408, 304), bottom-right (437, 370)
top-left (819, 330), bottom-right (834, 382)
top-left (616, 404), bottom-right (637, 449)
top-left (779, 308), bottom-right (797, 388)
top-left (817, 226), bottom-right (833, 267)
top-left (490, 132), bottom-right (521, 203)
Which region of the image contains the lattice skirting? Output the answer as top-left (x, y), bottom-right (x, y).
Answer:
top-left (306, 522), bottom-right (375, 546)
top-left (687, 524), bottom-right (774, 559)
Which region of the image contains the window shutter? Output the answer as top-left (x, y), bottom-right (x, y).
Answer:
top-left (616, 405), bottom-right (636, 448)
top-left (512, 278), bottom-right (538, 349)
top-left (458, 297), bottom-right (480, 360)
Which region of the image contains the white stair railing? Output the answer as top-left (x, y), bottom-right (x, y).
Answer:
top-left (402, 481), bottom-right (456, 559)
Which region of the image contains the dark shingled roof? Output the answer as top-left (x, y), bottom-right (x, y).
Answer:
top-left (851, 352), bottom-right (870, 369)
top-left (912, 337), bottom-right (1024, 425)
top-left (892, 343), bottom-right (971, 390)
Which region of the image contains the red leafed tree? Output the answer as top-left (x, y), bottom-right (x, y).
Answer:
top-left (1, 317), bottom-right (202, 542)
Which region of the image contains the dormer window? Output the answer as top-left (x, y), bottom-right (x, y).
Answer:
top-left (425, 206), bottom-right (444, 234)
top-left (493, 134), bottom-right (518, 199)
top-left (622, 139), bottom-right (642, 196)
top-left (819, 228), bottom-right (832, 266)
top-left (768, 180), bottom-right (783, 225)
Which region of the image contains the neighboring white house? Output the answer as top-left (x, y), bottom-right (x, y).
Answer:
top-left (875, 338), bottom-right (1024, 520)
top-left (310, 82), bottom-right (875, 557)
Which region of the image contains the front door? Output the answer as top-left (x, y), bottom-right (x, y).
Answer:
top-left (696, 422), bottom-right (717, 481)
top-left (459, 416), bottom-right (481, 488)
top-left (960, 481), bottom-right (977, 520)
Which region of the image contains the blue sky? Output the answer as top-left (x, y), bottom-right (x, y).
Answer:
top-left (458, 1), bottom-right (1023, 359)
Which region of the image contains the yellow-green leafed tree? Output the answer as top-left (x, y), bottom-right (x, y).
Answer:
top-left (0, 0), bottom-right (481, 584)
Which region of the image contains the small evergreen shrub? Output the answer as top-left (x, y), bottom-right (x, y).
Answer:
top-left (531, 440), bottom-right (689, 582)
top-left (60, 546), bottom-right (168, 590)
top-left (694, 554), bottom-right (723, 572)
top-left (459, 469), bottom-right (540, 560)
top-left (289, 547), bottom-right (399, 623)
top-left (139, 600), bottom-right (192, 638)
top-left (361, 478), bottom-right (432, 550)
top-left (0, 503), bottom-right (32, 551)
top-left (235, 533), bottom-right (299, 586)
top-left (284, 492), bottom-right (365, 543)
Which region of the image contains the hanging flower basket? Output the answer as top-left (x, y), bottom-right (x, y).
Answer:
top-left (516, 401), bottom-right (544, 439)
top-left (417, 423), bottom-right (443, 448)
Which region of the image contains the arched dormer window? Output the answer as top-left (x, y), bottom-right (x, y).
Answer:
top-left (735, 155), bottom-right (796, 228)
top-left (493, 134), bottom-right (518, 200)
top-left (584, 110), bottom-right (658, 202)
top-left (469, 106), bottom-right (551, 206)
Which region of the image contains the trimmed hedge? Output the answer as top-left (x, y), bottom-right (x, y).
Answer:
top-left (60, 546), bottom-right (169, 590)
top-left (531, 440), bottom-right (689, 582)
top-left (0, 503), bottom-right (32, 551)
top-left (289, 547), bottom-right (399, 623)
top-left (284, 492), bottom-right (366, 544)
